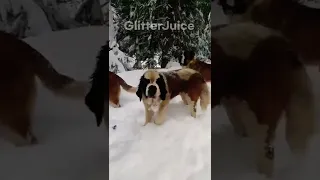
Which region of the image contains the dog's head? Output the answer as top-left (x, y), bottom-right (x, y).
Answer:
top-left (136, 70), bottom-right (167, 102)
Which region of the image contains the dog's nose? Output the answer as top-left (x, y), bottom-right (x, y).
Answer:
top-left (147, 85), bottom-right (157, 97)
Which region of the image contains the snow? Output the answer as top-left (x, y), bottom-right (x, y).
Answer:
top-left (165, 61), bottom-right (181, 69)
top-left (0, 0), bottom-right (52, 36)
top-left (109, 50), bottom-right (126, 73)
top-left (109, 70), bottom-right (211, 180)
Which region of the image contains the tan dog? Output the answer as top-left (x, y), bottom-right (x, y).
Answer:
top-left (0, 31), bottom-right (89, 146)
top-left (109, 71), bottom-right (137, 108)
top-left (136, 68), bottom-right (210, 125)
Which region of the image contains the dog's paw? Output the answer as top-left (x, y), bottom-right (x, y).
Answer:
top-left (154, 118), bottom-right (164, 125)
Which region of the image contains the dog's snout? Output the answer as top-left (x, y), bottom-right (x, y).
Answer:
top-left (147, 85), bottom-right (157, 97)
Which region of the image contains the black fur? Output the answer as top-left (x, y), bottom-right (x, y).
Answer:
top-left (136, 75), bottom-right (149, 101)
top-left (179, 50), bottom-right (195, 66)
top-left (156, 74), bottom-right (167, 100)
top-left (85, 41), bottom-right (108, 127)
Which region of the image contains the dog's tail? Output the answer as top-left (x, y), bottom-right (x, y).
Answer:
top-left (32, 50), bottom-right (89, 98)
top-left (285, 65), bottom-right (316, 155)
top-left (200, 82), bottom-right (210, 111)
top-left (115, 74), bottom-right (137, 93)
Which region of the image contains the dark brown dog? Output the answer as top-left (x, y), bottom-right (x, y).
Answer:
top-left (186, 58), bottom-right (211, 82)
top-left (211, 22), bottom-right (315, 177)
top-left (179, 50), bottom-right (211, 82)
top-left (0, 31), bottom-right (89, 146)
top-left (136, 68), bottom-right (210, 125)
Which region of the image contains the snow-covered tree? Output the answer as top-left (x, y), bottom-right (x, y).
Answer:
top-left (113, 0), bottom-right (211, 69)
top-left (0, 0), bottom-right (106, 38)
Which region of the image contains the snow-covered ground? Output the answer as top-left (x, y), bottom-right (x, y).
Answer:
top-left (109, 70), bottom-right (211, 180)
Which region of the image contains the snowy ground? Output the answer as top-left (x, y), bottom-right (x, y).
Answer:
top-left (109, 70), bottom-right (211, 180)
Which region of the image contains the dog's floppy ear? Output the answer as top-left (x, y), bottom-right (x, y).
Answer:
top-left (136, 75), bottom-right (148, 101)
top-left (157, 74), bottom-right (167, 100)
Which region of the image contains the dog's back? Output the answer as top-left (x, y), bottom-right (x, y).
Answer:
top-left (187, 59), bottom-right (211, 82)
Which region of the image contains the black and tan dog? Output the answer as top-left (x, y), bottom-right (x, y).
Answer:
top-left (0, 31), bottom-right (89, 146)
top-left (136, 68), bottom-right (210, 125)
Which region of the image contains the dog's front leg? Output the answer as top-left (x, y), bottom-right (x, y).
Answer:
top-left (154, 98), bottom-right (170, 125)
top-left (143, 103), bottom-right (153, 126)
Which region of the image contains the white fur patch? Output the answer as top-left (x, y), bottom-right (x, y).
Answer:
top-left (212, 22), bottom-right (281, 59)
top-left (146, 97), bottom-right (160, 112)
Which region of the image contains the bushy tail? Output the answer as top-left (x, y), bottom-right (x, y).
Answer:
top-left (285, 66), bottom-right (316, 155)
top-left (116, 74), bottom-right (137, 93)
top-left (200, 82), bottom-right (210, 111)
top-left (33, 50), bottom-right (90, 98)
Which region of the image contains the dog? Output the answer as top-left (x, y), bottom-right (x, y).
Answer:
top-left (0, 31), bottom-right (89, 147)
top-left (136, 68), bottom-right (210, 126)
top-left (186, 58), bottom-right (211, 82)
top-left (85, 42), bottom-right (137, 128)
top-left (211, 22), bottom-right (315, 177)
top-left (179, 50), bottom-right (211, 82)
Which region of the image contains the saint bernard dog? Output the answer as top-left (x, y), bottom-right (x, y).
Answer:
top-left (85, 42), bottom-right (137, 128)
top-left (136, 68), bottom-right (210, 126)
top-left (0, 31), bottom-right (89, 147)
top-left (211, 22), bottom-right (316, 177)
top-left (179, 50), bottom-right (211, 82)
top-left (186, 57), bottom-right (211, 82)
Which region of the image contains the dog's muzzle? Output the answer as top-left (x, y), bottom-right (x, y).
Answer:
top-left (147, 85), bottom-right (157, 98)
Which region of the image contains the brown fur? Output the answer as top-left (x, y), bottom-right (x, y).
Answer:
top-left (109, 71), bottom-right (137, 108)
top-left (186, 59), bottom-right (211, 82)
top-left (226, 0), bottom-right (320, 70)
top-left (136, 68), bottom-right (210, 125)
top-left (0, 31), bottom-right (89, 146)
top-left (211, 23), bottom-right (315, 177)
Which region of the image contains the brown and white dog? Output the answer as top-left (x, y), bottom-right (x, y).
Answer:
top-left (109, 71), bottom-right (137, 108)
top-left (211, 22), bottom-right (316, 177)
top-left (136, 68), bottom-right (210, 125)
top-left (179, 51), bottom-right (211, 82)
top-left (0, 31), bottom-right (89, 147)
top-left (186, 58), bottom-right (211, 82)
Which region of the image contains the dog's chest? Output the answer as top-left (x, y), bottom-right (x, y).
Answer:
top-left (146, 98), bottom-right (160, 112)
